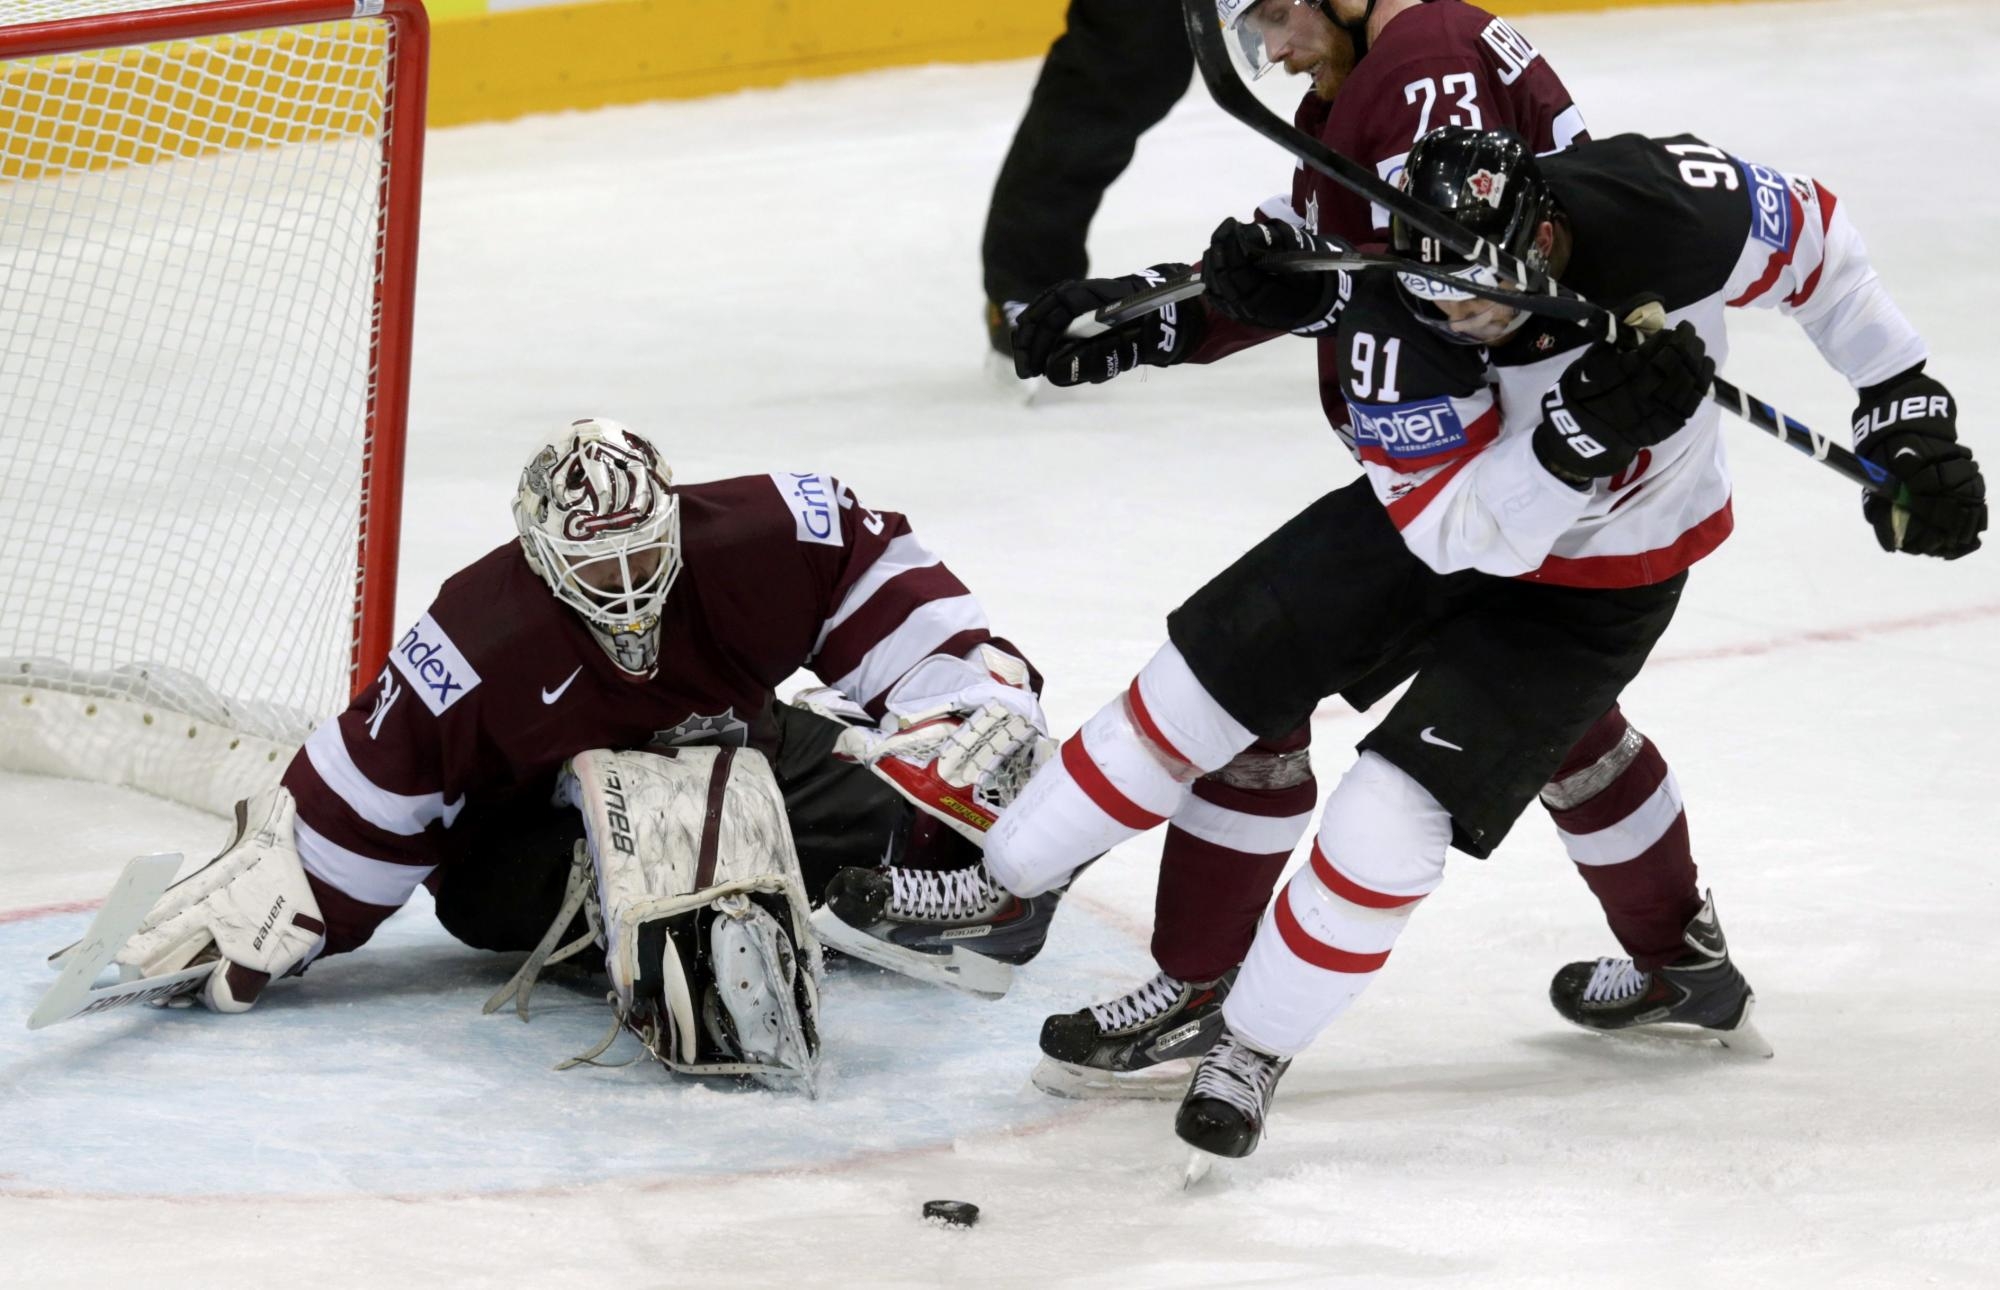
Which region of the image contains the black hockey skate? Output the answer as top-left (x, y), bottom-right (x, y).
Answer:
top-left (1032, 968), bottom-right (1236, 1100)
top-left (811, 860), bottom-right (1064, 999)
top-left (1549, 892), bottom-right (1772, 1057)
top-left (1174, 1025), bottom-right (1292, 1163)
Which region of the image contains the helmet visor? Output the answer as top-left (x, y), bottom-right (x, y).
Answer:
top-left (1219, 0), bottom-right (1314, 81)
top-left (1394, 262), bottom-right (1532, 345)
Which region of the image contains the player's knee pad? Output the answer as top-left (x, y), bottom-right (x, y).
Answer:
top-left (1312, 751), bottom-right (1451, 903)
top-left (562, 746), bottom-right (820, 1092)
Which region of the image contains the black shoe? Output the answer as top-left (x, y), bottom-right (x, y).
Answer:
top-left (1175, 1026), bottom-right (1290, 1159)
top-left (810, 861), bottom-right (1063, 998)
top-left (1550, 891), bottom-right (1772, 1056)
top-left (1032, 968), bottom-right (1235, 1100)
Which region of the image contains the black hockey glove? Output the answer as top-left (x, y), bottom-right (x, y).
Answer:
top-left (1202, 216), bottom-right (1345, 334)
top-left (1852, 367), bottom-right (1985, 559)
top-left (1532, 321), bottom-right (1715, 486)
top-left (1011, 266), bottom-right (1205, 387)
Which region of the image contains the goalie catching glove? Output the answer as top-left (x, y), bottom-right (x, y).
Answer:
top-left (110, 787), bottom-right (327, 1013)
top-left (821, 647), bottom-right (1056, 845)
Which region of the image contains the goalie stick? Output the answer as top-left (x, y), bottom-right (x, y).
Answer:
top-left (1166, 0), bottom-right (1893, 498)
top-left (28, 853), bottom-right (209, 1029)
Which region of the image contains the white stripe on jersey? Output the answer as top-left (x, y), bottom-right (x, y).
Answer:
top-left (828, 592), bottom-right (988, 707)
top-left (1556, 772), bottom-right (1685, 867)
top-left (1172, 794), bottom-right (1315, 857)
top-left (295, 817), bottom-right (436, 907)
top-left (811, 531), bottom-right (942, 657)
top-left (304, 721), bottom-right (465, 837)
top-left (1550, 103), bottom-right (1588, 152)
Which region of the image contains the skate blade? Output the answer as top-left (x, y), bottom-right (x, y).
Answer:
top-left (1030, 1056), bottom-right (1195, 1102)
top-left (809, 906), bottom-right (1013, 999)
top-left (1570, 996), bottom-right (1774, 1059)
top-left (1181, 1149), bottom-right (1216, 1191)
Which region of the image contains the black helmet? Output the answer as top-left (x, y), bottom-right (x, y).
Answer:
top-left (1388, 126), bottom-right (1556, 344)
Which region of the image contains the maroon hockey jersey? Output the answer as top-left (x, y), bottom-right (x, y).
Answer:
top-left (282, 471), bottom-right (1034, 954)
top-left (1191, 1), bottom-right (1586, 427)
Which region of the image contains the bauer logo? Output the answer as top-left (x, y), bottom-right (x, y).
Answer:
top-left (391, 613), bottom-right (481, 716)
top-left (1739, 159), bottom-right (1793, 251)
top-left (773, 471), bottom-right (843, 546)
top-left (1350, 396), bottom-right (1468, 460)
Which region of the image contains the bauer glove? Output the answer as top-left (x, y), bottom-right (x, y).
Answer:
top-left (1202, 216), bottom-right (1346, 334)
top-left (1012, 265), bottom-right (1204, 387)
top-left (1533, 319), bottom-right (1714, 485)
top-left (1852, 366), bottom-right (1986, 559)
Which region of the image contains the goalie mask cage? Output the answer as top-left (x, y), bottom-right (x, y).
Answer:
top-left (0, 0), bottom-right (426, 815)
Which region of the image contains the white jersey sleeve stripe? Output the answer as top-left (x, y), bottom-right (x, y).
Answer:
top-left (294, 817), bottom-right (436, 908)
top-left (303, 721), bottom-right (465, 837)
top-left (828, 593), bottom-right (989, 707)
top-left (811, 531), bottom-right (943, 657)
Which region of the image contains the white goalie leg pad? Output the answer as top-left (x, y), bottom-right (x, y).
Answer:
top-left (1224, 753), bottom-right (1449, 1057)
top-left (562, 746), bottom-right (821, 1091)
top-left (112, 786), bottom-right (327, 1013)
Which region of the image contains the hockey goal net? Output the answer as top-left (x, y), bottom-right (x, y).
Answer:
top-left (0, 0), bottom-right (427, 815)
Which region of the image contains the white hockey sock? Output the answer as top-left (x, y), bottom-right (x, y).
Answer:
top-left (1222, 753), bottom-right (1449, 1056)
top-left (985, 642), bottom-right (1253, 898)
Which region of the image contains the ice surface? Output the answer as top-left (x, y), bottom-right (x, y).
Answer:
top-left (4, 2), bottom-right (1998, 1285)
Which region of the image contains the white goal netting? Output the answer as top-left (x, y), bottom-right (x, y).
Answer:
top-left (1, 0), bottom-right (421, 812)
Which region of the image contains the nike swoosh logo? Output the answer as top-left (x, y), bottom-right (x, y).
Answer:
top-left (541, 666), bottom-right (583, 705)
top-left (1420, 727), bottom-right (1464, 752)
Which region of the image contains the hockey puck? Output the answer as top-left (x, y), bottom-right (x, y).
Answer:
top-left (922, 1199), bottom-right (979, 1228)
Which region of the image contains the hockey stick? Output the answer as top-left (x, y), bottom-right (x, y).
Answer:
top-left (28, 852), bottom-right (209, 1029)
top-left (1174, 0), bottom-right (1891, 496)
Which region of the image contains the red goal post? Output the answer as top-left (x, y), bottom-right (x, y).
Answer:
top-left (0, 0), bottom-right (427, 814)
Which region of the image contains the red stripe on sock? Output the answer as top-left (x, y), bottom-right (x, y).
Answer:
top-left (1309, 841), bottom-right (1426, 909)
top-left (1126, 678), bottom-right (1192, 767)
top-left (1061, 731), bottom-right (1167, 830)
top-left (1274, 887), bottom-right (1391, 973)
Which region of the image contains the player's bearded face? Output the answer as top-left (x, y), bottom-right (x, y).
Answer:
top-left (1245, 1), bottom-right (1358, 101)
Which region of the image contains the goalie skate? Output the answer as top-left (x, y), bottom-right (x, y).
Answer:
top-left (705, 896), bottom-right (820, 1097)
top-left (1549, 892), bottom-right (1773, 1058)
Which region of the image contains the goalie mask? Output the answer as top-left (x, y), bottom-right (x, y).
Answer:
top-left (514, 418), bottom-right (681, 676)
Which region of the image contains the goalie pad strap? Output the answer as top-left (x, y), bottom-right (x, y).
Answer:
top-left (695, 747), bottom-right (733, 890)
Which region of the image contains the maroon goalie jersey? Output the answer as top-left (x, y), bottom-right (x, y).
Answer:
top-left (1192, 0), bottom-right (1587, 427)
top-left (282, 471), bottom-right (1035, 954)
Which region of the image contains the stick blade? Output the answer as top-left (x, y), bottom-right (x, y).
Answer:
top-left (27, 852), bottom-right (183, 1030)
